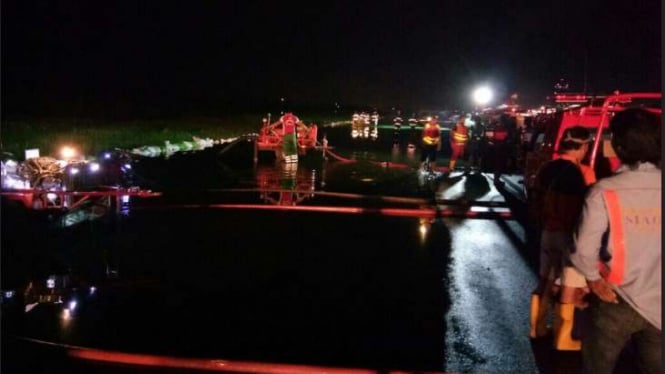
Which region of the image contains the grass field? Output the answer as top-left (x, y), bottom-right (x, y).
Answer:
top-left (1, 112), bottom-right (347, 160)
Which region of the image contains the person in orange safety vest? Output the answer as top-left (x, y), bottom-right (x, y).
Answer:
top-left (571, 109), bottom-right (661, 373)
top-left (420, 117), bottom-right (442, 170)
top-left (449, 115), bottom-right (469, 171)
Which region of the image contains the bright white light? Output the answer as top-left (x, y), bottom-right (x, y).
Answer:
top-left (419, 218), bottom-right (430, 242)
top-left (2, 175), bottom-right (30, 190)
top-left (419, 223), bottom-right (428, 236)
top-left (68, 300), bottom-right (77, 311)
top-left (122, 195), bottom-right (130, 204)
top-left (46, 193), bottom-right (58, 201)
top-left (4, 291), bottom-right (14, 298)
top-left (60, 146), bottom-right (77, 160)
top-left (69, 167), bottom-right (80, 175)
top-left (47, 277), bottom-right (56, 289)
top-left (89, 286), bottom-right (96, 295)
top-left (123, 163), bottom-right (132, 170)
top-left (103, 152), bottom-right (112, 159)
top-left (472, 86), bottom-right (493, 106)
top-left (25, 149), bottom-right (40, 159)
top-left (89, 163), bottom-right (100, 172)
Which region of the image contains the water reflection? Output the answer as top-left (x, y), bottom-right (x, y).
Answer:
top-left (390, 142), bottom-right (418, 164)
top-left (419, 217), bottom-right (431, 243)
top-left (255, 162), bottom-right (319, 206)
top-left (1, 126), bottom-right (464, 370)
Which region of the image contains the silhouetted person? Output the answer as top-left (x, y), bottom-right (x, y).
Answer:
top-left (487, 115), bottom-right (510, 185)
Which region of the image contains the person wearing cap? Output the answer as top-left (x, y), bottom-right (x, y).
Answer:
top-left (529, 126), bottom-right (596, 350)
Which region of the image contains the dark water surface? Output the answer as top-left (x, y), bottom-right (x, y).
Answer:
top-left (2, 125), bottom-right (455, 371)
top-left (4, 208), bottom-right (450, 370)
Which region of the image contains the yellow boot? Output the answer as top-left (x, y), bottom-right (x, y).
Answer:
top-left (553, 303), bottom-right (581, 351)
top-left (529, 293), bottom-right (550, 338)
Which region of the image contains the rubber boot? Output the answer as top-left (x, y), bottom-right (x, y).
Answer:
top-left (529, 293), bottom-right (550, 338)
top-left (553, 303), bottom-right (581, 351)
top-left (529, 293), bottom-right (540, 338)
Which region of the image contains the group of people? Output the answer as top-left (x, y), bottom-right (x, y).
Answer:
top-left (529, 108), bottom-right (661, 373)
top-left (275, 108), bottom-right (660, 372)
top-left (414, 113), bottom-right (515, 181)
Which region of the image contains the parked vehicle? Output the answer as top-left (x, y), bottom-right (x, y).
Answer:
top-left (523, 92), bottom-right (661, 198)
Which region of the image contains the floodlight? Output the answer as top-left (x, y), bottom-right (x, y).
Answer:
top-left (60, 146), bottom-right (77, 160)
top-left (472, 86), bottom-right (493, 106)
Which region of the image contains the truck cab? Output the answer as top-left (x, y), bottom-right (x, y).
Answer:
top-left (523, 92), bottom-right (661, 198)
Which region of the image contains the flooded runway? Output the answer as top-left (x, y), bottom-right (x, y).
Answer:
top-left (2, 123), bottom-right (542, 373)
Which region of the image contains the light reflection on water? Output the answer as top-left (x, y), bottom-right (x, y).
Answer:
top-left (1, 123), bottom-right (456, 370)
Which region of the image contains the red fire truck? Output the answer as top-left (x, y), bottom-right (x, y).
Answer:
top-left (523, 92), bottom-right (661, 198)
top-left (255, 114), bottom-right (318, 160)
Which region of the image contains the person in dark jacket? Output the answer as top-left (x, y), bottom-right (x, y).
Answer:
top-left (529, 126), bottom-right (595, 351)
top-left (467, 115), bottom-right (486, 172)
top-left (487, 115), bottom-right (510, 185)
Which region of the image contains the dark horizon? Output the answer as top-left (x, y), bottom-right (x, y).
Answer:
top-left (2, 0), bottom-right (661, 118)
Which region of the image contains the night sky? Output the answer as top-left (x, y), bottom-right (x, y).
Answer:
top-left (2, 0), bottom-right (662, 117)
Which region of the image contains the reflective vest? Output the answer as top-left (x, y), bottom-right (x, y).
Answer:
top-left (283, 120), bottom-right (296, 135)
top-left (579, 164), bottom-right (596, 185)
top-left (281, 114), bottom-right (299, 135)
top-left (602, 190), bottom-right (626, 285)
top-left (422, 123), bottom-right (441, 145)
top-left (451, 124), bottom-right (469, 145)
